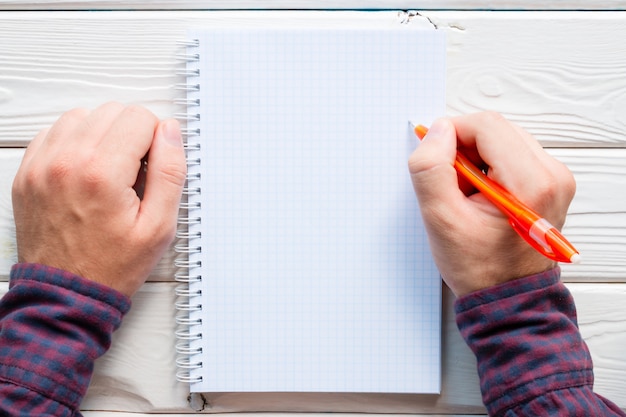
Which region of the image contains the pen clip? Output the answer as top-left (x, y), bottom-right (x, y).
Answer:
top-left (509, 217), bottom-right (553, 257)
top-left (509, 217), bottom-right (576, 263)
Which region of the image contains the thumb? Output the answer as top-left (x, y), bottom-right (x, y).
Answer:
top-left (408, 118), bottom-right (461, 210)
top-left (139, 119), bottom-right (187, 237)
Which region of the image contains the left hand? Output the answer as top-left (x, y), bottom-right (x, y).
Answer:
top-left (12, 102), bottom-right (187, 297)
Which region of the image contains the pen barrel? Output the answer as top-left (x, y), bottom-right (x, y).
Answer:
top-left (454, 153), bottom-right (535, 221)
top-left (455, 153), bottom-right (578, 263)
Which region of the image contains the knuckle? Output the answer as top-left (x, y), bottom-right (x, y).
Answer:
top-left (477, 111), bottom-right (507, 126)
top-left (534, 179), bottom-right (559, 202)
top-left (138, 217), bottom-right (177, 248)
top-left (61, 107), bottom-right (90, 123)
top-left (48, 108), bottom-right (90, 137)
top-left (533, 165), bottom-right (576, 209)
top-left (123, 104), bottom-right (157, 125)
top-left (408, 148), bottom-right (435, 176)
top-left (46, 156), bottom-right (74, 184)
top-left (79, 163), bottom-right (111, 192)
top-left (48, 151), bottom-right (110, 193)
top-left (544, 158), bottom-right (576, 197)
top-left (160, 222), bottom-right (178, 245)
top-left (99, 101), bottom-right (125, 114)
top-left (407, 152), bottom-right (425, 175)
top-left (160, 161), bottom-right (188, 188)
top-left (557, 168), bottom-right (577, 205)
top-left (558, 164), bottom-right (577, 199)
top-left (11, 173), bottom-right (27, 200)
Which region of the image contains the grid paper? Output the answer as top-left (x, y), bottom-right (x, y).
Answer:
top-left (186, 27), bottom-right (445, 394)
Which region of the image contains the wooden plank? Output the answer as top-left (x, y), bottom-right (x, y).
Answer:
top-left (81, 282), bottom-right (191, 411)
top-left (82, 414), bottom-right (483, 417)
top-left (82, 411), bottom-right (487, 417)
top-left (0, 281), bottom-right (623, 413)
top-left (76, 282), bottom-right (626, 414)
top-left (0, 0), bottom-right (625, 11)
top-left (0, 150), bottom-right (18, 275)
top-left (427, 11), bottom-right (626, 147)
top-left (0, 8), bottom-right (622, 417)
top-left (0, 11), bottom-right (626, 146)
top-left (0, 10), bottom-right (425, 147)
top-left (2, 148), bottom-right (626, 282)
top-left (550, 148), bottom-right (626, 281)
top-left (572, 284), bottom-right (626, 406)
top-left (82, 414), bottom-right (484, 417)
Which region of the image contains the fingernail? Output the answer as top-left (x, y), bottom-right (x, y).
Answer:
top-left (162, 119), bottom-right (182, 147)
top-left (423, 118), bottom-right (449, 141)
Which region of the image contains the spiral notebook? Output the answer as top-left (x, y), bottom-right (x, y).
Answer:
top-left (175, 26), bottom-right (446, 396)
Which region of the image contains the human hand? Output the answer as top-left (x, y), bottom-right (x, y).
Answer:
top-left (409, 112), bottom-right (576, 297)
top-left (12, 103), bottom-right (187, 297)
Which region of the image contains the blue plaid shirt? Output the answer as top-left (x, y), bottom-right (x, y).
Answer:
top-left (0, 264), bottom-right (623, 415)
top-left (456, 267), bottom-right (624, 416)
top-left (0, 264), bottom-right (129, 416)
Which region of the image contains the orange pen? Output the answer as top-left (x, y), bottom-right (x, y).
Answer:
top-left (411, 123), bottom-right (580, 264)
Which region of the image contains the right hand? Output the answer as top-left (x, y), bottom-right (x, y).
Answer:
top-left (408, 112), bottom-right (576, 297)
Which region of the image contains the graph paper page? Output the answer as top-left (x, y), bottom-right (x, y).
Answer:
top-left (188, 27), bottom-right (445, 394)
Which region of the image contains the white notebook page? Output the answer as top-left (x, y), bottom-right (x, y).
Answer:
top-left (186, 26), bottom-right (445, 394)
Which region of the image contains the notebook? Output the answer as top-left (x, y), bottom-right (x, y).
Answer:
top-left (175, 25), bottom-right (446, 397)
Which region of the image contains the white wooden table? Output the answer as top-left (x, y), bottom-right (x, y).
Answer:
top-left (0, 2), bottom-right (624, 415)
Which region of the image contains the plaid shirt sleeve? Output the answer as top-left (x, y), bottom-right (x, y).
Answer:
top-left (0, 263), bottom-right (131, 416)
top-left (455, 266), bottom-right (625, 416)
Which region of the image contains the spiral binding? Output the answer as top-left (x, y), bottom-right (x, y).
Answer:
top-left (174, 37), bottom-right (204, 385)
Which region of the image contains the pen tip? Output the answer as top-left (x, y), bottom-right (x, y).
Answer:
top-left (408, 121), bottom-right (416, 129)
top-left (569, 253), bottom-right (582, 264)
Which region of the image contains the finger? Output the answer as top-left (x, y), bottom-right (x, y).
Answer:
top-left (15, 107), bottom-right (89, 192)
top-left (98, 105), bottom-right (159, 185)
top-left (453, 112), bottom-right (534, 169)
top-left (40, 107), bottom-right (91, 149)
top-left (138, 119), bottom-right (186, 241)
top-left (18, 127), bottom-right (49, 171)
top-left (452, 112), bottom-right (550, 196)
top-left (75, 102), bottom-right (126, 147)
top-left (508, 122), bottom-right (577, 218)
top-left (409, 118), bottom-right (468, 218)
top-left (509, 122), bottom-right (560, 167)
top-left (12, 127), bottom-right (51, 201)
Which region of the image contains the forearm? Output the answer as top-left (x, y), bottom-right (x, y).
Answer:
top-left (455, 267), bottom-right (624, 416)
top-left (0, 263), bottom-right (130, 415)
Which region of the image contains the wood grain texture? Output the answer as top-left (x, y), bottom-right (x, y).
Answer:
top-left (82, 281), bottom-right (626, 414)
top-left (0, 0), bottom-right (625, 10)
top-left (572, 284), bottom-right (626, 405)
top-left (0, 281), bottom-right (622, 413)
top-left (428, 11), bottom-right (626, 147)
top-left (0, 10), bottom-right (430, 147)
top-left (1, 12), bottom-right (626, 146)
top-left (0, 150), bottom-right (18, 274)
top-left (83, 411), bottom-right (480, 417)
top-left (1, 11), bottom-right (626, 280)
top-left (550, 148), bottom-right (626, 281)
top-left (0, 9), bottom-right (624, 415)
top-left (82, 282), bottom-right (191, 411)
top-left (2, 148), bottom-right (626, 282)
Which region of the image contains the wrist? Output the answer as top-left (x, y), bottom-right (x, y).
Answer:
top-left (435, 238), bottom-right (557, 297)
top-left (454, 265), bottom-right (561, 311)
top-left (10, 263), bottom-right (131, 313)
top-left (3, 262), bottom-right (131, 409)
